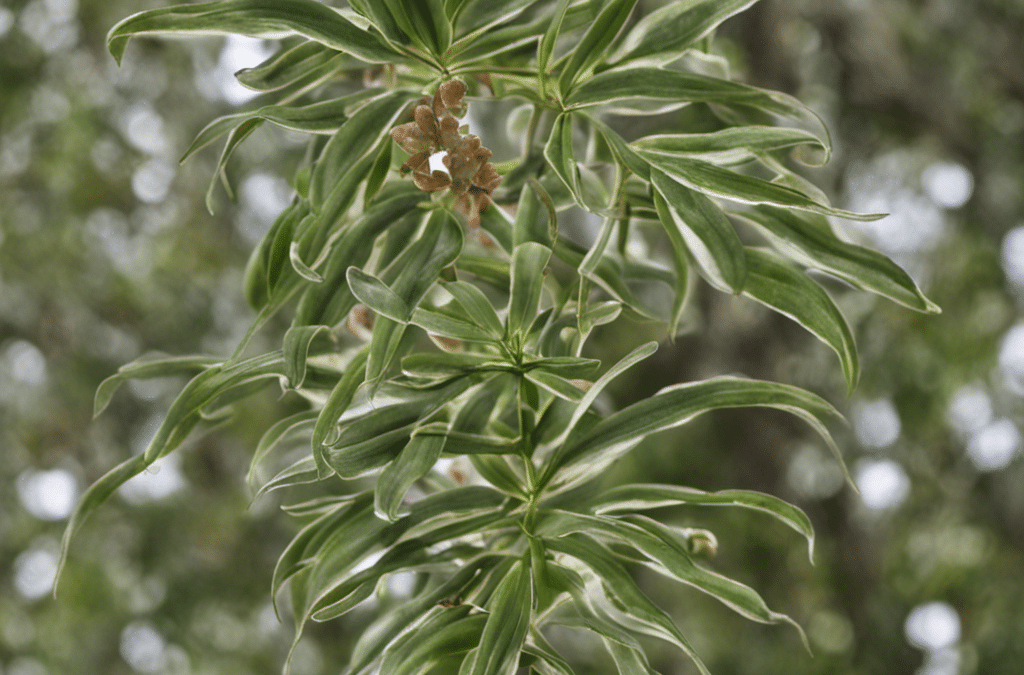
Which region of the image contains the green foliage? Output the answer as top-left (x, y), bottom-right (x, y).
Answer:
top-left (61, 1), bottom-right (941, 673)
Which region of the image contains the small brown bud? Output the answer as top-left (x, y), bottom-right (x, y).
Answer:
top-left (412, 170), bottom-right (452, 192)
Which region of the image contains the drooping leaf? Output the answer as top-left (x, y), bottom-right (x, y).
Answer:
top-left (544, 376), bottom-right (847, 493)
top-left (347, 268), bottom-right (411, 323)
top-left (234, 40), bottom-right (347, 92)
top-left (283, 325), bottom-right (330, 389)
top-left (645, 153), bottom-right (882, 222)
top-left (737, 206), bottom-right (940, 313)
top-left (634, 125), bottom-right (829, 166)
top-left (608, 0), bottom-right (760, 68)
top-left (375, 428), bottom-right (448, 521)
top-left (537, 0), bottom-right (571, 98)
top-left (565, 67), bottom-right (830, 152)
top-left (246, 410), bottom-right (318, 486)
top-left (108, 0), bottom-right (401, 66)
top-left (93, 353), bottom-right (220, 418)
top-left (651, 167), bottom-right (747, 294)
top-left (741, 248), bottom-right (859, 392)
top-left (590, 484), bottom-right (816, 561)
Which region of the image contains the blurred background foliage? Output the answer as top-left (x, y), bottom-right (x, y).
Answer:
top-left (1, 0), bottom-right (1022, 674)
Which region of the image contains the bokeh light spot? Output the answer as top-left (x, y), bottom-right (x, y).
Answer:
top-left (966, 418), bottom-right (1020, 471)
top-left (851, 398), bottom-right (901, 449)
top-left (855, 459), bottom-right (910, 510)
top-left (905, 602), bottom-right (961, 651)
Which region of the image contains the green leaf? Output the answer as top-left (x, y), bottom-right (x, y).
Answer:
top-left (246, 410), bottom-right (318, 487)
top-left (453, 0), bottom-right (544, 41)
top-left (742, 248), bottom-right (859, 392)
top-left (591, 484), bottom-right (816, 562)
top-left (383, 0), bottom-right (451, 57)
top-left (381, 609), bottom-right (486, 675)
top-left (309, 91), bottom-right (414, 212)
top-left (550, 341), bottom-right (658, 450)
top-left (644, 153), bottom-right (882, 222)
top-left (440, 280), bottom-right (506, 338)
top-left (206, 117), bottom-right (264, 214)
top-left (344, 555), bottom-right (505, 675)
top-left (736, 206), bottom-right (940, 313)
top-left (603, 638), bottom-right (658, 675)
top-left (507, 242), bottom-right (552, 338)
top-left (634, 125), bottom-right (830, 166)
top-left (108, 0), bottom-right (400, 66)
top-left (538, 512), bottom-right (805, 641)
top-left (537, 0), bottom-right (571, 98)
top-left (524, 370), bottom-right (586, 402)
top-left (282, 325), bottom-right (330, 389)
top-left (288, 237), bottom-right (324, 283)
top-left (93, 353), bottom-right (220, 418)
top-left (546, 534), bottom-right (710, 675)
top-left (375, 429), bottom-right (448, 521)
top-left (544, 376), bottom-right (847, 493)
top-left (557, 0), bottom-right (638, 95)
top-left (585, 115), bottom-right (651, 180)
top-left (565, 67), bottom-right (830, 151)
top-left (366, 211), bottom-right (465, 388)
top-left (467, 556), bottom-right (533, 675)
top-left (56, 453), bottom-right (151, 593)
top-left (651, 167), bottom-right (746, 293)
top-left (401, 353), bottom-right (513, 381)
top-left (347, 268), bottom-right (411, 322)
top-left (410, 307), bottom-right (502, 344)
top-left (608, 0), bottom-right (759, 68)
top-left (234, 41), bottom-right (346, 92)
top-left (543, 114), bottom-right (581, 205)
top-left (311, 347), bottom-right (368, 469)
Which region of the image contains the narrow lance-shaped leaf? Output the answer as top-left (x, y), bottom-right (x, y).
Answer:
top-left (538, 511), bottom-right (806, 644)
top-left (652, 168), bottom-right (747, 293)
top-left (440, 280), bottom-right (505, 338)
top-left (467, 556), bottom-right (533, 675)
top-left (645, 153), bottom-right (883, 222)
top-left (736, 206), bottom-right (940, 313)
top-left (93, 353), bottom-right (221, 418)
top-left (742, 248), bottom-right (859, 392)
top-left (543, 114), bottom-right (581, 206)
top-left (347, 268), bottom-right (411, 323)
top-left (234, 41), bottom-right (345, 92)
top-left (108, 0), bottom-right (400, 66)
top-left (311, 347), bottom-right (368, 471)
top-left (56, 453), bottom-right (151, 593)
top-left (206, 117), bottom-right (264, 213)
top-left (246, 410), bottom-right (318, 487)
top-left (282, 325), bottom-right (330, 390)
top-left (537, 0), bottom-right (571, 98)
top-left (634, 125), bottom-right (830, 167)
top-left (590, 484), bottom-right (816, 562)
top-left (507, 242), bottom-right (552, 338)
top-left (375, 427), bottom-right (448, 521)
top-left (543, 376), bottom-right (848, 493)
top-left (565, 67), bottom-right (830, 153)
top-left (557, 0), bottom-right (638, 95)
top-left (551, 341), bottom-right (658, 451)
top-left (545, 534), bottom-right (711, 675)
top-left (608, 0), bottom-right (760, 68)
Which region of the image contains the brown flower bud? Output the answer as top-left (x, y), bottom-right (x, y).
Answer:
top-left (414, 105), bottom-right (437, 136)
top-left (412, 169), bottom-right (452, 192)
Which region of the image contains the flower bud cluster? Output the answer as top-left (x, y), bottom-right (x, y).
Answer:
top-left (390, 79), bottom-right (501, 229)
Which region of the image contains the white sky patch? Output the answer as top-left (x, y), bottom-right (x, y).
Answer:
top-left (922, 161), bottom-right (973, 209)
top-left (966, 418), bottom-right (1020, 472)
top-left (855, 459), bottom-right (910, 510)
top-left (0, 8), bottom-right (15, 37)
top-left (121, 103), bottom-right (170, 156)
top-left (850, 398), bottom-right (901, 449)
top-left (132, 159), bottom-right (176, 204)
top-left (17, 468), bottom-right (78, 521)
top-left (905, 602), bottom-right (961, 651)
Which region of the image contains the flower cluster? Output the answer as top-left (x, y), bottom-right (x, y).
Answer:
top-left (390, 79), bottom-right (501, 228)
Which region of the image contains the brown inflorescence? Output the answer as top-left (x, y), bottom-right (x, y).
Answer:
top-left (389, 78), bottom-right (501, 229)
